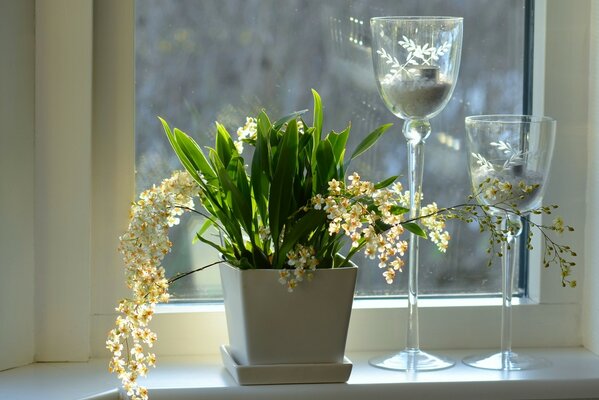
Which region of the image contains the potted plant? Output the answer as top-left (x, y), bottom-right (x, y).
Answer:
top-left (157, 90), bottom-right (426, 376)
top-left (107, 90), bottom-right (576, 399)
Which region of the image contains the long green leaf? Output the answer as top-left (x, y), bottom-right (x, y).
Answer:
top-left (234, 159), bottom-right (254, 234)
top-left (349, 123), bottom-right (393, 162)
top-left (269, 119), bottom-right (299, 247)
top-left (174, 128), bottom-right (217, 182)
top-left (315, 139), bottom-right (336, 193)
top-left (205, 149), bottom-right (244, 246)
top-left (194, 232), bottom-right (228, 255)
top-left (272, 110), bottom-right (308, 131)
top-left (374, 175), bottom-right (398, 190)
top-left (215, 122), bottom-right (235, 167)
top-left (192, 219), bottom-right (215, 244)
top-left (252, 112), bottom-right (271, 224)
top-left (311, 89), bottom-right (323, 140)
top-left (310, 91), bottom-right (323, 191)
top-left (216, 165), bottom-right (253, 238)
top-left (160, 117), bottom-right (202, 183)
top-left (257, 110), bottom-right (271, 137)
top-left (328, 124), bottom-right (351, 166)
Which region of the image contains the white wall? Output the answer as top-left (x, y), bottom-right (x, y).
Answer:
top-left (0, 0), bottom-right (36, 371)
top-left (35, 0), bottom-right (93, 361)
top-left (541, 0), bottom-right (590, 302)
top-left (583, 1), bottom-right (599, 354)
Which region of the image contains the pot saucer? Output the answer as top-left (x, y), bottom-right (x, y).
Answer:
top-left (220, 345), bottom-right (352, 385)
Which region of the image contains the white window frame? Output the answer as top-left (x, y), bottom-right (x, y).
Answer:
top-left (24, 0), bottom-right (598, 362)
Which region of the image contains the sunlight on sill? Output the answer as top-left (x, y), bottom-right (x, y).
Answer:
top-left (155, 296), bottom-right (535, 314)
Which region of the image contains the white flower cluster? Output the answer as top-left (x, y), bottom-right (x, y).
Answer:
top-left (107, 171), bottom-right (197, 400)
top-left (234, 117), bottom-right (258, 153)
top-left (480, 177), bottom-right (537, 202)
top-left (315, 173), bottom-right (450, 284)
top-left (420, 202), bottom-right (451, 253)
top-left (280, 244), bottom-right (319, 292)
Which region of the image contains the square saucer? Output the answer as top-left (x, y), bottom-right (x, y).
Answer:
top-left (220, 345), bottom-right (352, 385)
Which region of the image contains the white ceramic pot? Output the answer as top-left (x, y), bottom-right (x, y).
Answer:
top-left (219, 263), bottom-right (357, 366)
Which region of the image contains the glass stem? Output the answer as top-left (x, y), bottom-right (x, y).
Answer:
top-left (403, 119), bottom-right (430, 354)
top-left (500, 215), bottom-right (519, 368)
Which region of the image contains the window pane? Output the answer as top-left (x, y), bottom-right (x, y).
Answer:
top-left (135, 0), bottom-right (527, 301)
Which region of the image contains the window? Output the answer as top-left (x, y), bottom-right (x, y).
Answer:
top-left (26, 0), bottom-right (585, 361)
top-left (134, 0), bottom-right (531, 301)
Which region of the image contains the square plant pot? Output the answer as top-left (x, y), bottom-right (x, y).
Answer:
top-left (219, 263), bottom-right (357, 366)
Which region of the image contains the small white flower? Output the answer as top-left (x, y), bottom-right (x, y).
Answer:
top-left (234, 140), bottom-right (244, 154)
top-left (236, 117), bottom-right (258, 140)
top-left (383, 268), bottom-right (395, 284)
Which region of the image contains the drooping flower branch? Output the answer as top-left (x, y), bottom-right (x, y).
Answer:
top-left (392, 176), bottom-right (576, 288)
top-left (458, 177), bottom-right (577, 287)
top-left (107, 171), bottom-right (198, 400)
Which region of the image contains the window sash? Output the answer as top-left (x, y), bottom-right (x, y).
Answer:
top-left (26, 0), bottom-right (592, 360)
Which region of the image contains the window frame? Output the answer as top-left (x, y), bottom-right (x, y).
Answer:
top-left (77, 0), bottom-right (592, 358)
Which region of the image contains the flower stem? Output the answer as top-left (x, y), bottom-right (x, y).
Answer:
top-left (167, 260), bottom-right (226, 284)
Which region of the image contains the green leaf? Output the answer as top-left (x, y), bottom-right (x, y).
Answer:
top-left (311, 89), bottom-right (323, 139)
top-left (278, 210), bottom-right (327, 263)
top-left (194, 232), bottom-right (228, 255)
top-left (215, 122), bottom-right (235, 167)
top-left (349, 123), bottom-right (393, 162)
top-left (160, 117), bottom-right (202, 183)
top-left (192, 219), bottom-right (216, 244)
top-left (204, 149), bottom-right (245, 246)
top-left (216, 164), bottom-right (253, 239)
top-left (315, 139), bottom-right (336, 192)
top-left (257, 110), bottom-right (272, 138)
top-left (208, 148), bottom-right (226, 177)
top-left (403, 222), bottom-right (427, 238)
top-left (251, 127), bottom-right (270, 224)
top-left (252, 112), bottom-right (272, 224)
top-left (310, 91), bottom-right (323, 190)
top-left (174, 128), bottom-right (217, 182)
top-left (328, 124), bottom-right (350, 166)
top-left (390, 205), bottom-right (410, 215)
top-left (234, 158), bottom-right (254, 235)
top-left (272, 110), bottom-right (308, 131)
top-left (269, 119), bottom-right (299, 247)
top-left (374, 175), bottom-right (398, 190)
top-left (160, 116), bottom-right (178, 153)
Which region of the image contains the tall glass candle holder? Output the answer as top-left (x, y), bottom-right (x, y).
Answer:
top-left (463, 115), bottom-right (556, 370)
top-left (369, 16), bottom-right (463, 371)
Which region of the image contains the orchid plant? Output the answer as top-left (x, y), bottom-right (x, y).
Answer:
top-left (107, 90), bottom-right (576, 400)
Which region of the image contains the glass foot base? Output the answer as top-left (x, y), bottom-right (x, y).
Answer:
top-left (369, 349), bottom-right (455, 371)
top-left (463, 351), bottom-right (551, 371)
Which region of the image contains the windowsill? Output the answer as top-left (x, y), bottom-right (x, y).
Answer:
top-left (2, 348), bottom-right (598, 400)
top-left (156, 297), bottom-right (532, 314)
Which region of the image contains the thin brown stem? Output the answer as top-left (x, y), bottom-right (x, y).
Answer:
top-left (167, 260), bottom-right (226, 284)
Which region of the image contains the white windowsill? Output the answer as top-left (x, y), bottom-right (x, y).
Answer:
top-left (1, 348), bottom-right (598, 400)
top-left (155, 297), bottom-right (530, 314)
